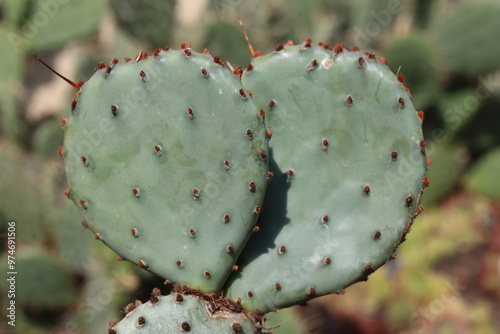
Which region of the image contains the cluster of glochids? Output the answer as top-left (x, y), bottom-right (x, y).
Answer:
top-left (37, 35), bottom-right (429, 333)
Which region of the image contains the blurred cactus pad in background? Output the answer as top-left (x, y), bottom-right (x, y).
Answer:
top-left (0, 0), bottom-right (500, 333)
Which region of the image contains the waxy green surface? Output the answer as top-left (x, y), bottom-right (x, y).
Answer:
top-left (63, 49), bottom-right (268, 292)
top-left (226, 44), bottom-right (427, 312)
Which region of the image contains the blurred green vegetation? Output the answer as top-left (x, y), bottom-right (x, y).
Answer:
top-left (0, 0), bottom-right (499, 333)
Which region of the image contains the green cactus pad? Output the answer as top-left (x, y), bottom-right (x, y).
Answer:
top-left (436, 2), bottom-right (500, 76)
top-left (466, 148), bottom-right (500, 201)
top-left (111, 291), bottom-right (259, 334)
top-left (0, 249), bottom-right (78, 309)
top-left (226, 43), bottom-right (427, 312)
top-left (110, 0), bottom-right (176, 47)
top-left (0, 141), bottom-right (46, 244)
top-left (26, 0), bottom-right (103, 52)
top-left (63, 49), bottom-right (268, 292)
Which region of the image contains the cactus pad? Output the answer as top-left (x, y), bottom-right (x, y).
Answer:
top-left (63, 48), bottom-right (268, 292)
top-left (111, 290), bottom-right (260, 333)
top-left (225, 43), bottom-right (427, 312)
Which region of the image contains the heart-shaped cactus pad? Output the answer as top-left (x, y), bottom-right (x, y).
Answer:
top-left (224, 43), bottom-right (428, 312)
top-left (62, 48), bottom-right (268, 292)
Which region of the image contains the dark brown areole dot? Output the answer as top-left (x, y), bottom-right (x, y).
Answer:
top-left (231, 322), bottom-right (243, 333)
top-left (307, 287), bottom-right (316, 295)
top-left (406, 196), bottom-right (413, 207)
top-left (246, 129), bottom-right (253, 140)
top-left (358, 57), bottom-right (365, 68)
top-left (95, 62), bottom-right (106, 71)
top-left (239, 89), bottom-right (247, 101)
top-left (123, 302), bottom-right (135, 313)
top-left (322, 139), bottom-right (329, 151)
top-left (423, 177), bottom-right (430, 188)
top-left (138, 260), bottom-right (147, 267)
top-left (269, 99), bottom-right (276, 109)
top-left (278, 246), bottom-right (286, 254)
top-left (247, 291), bottom-right (253, 298)
top-left (192, 188), bottom-right (200, 199)
top-left (183, 49), bottom-right (192, 57)
top-left (321, 215), bottom-right (329, 224)
top-left (137, 316), bottom-right (146, 328)
top-left (233, 68), bottom-right (243, 78)
top-left (324, 257), bottom-right (331, 264)
top-left (287, 169), bottom-right (294, 181)
top-left (227, 245), bottom-right (233, 253)
top-left (258, 151), bottom-right (267, 161)
top-left (223, 214), bottom-right (230, 223)
top-left (176, 260), bottom-right (183, 268)
top-left (187, 108), bottom-right (194, 119)
top-left (363, 186), bottom-right (371, 195)
top-left (224, 160), bottom-right (230, 170)
top-left (132, 188), bottom-right (140, 198)
top-left (306, 59), bottom-right (318, 71)
top-left (249, 181), bottom-right (256, 192)
top-left (71, 100), bottom-right (77, 113)
top-left (391, 151), bottom-right (398, 160)
top-left (81, 156), bottom-right (89, 167)
top-left (150, 288), bottom-right (160, 304)
top-left (204, 271), bottom-right (210, 278)
top-left (398, 97), bottom-right (405, 108)
top-left (131, 228), bottom-right (139, 237)
top-left (374, 231), bottom-right (381, 239)
top-left (346, 96), bottom-right (353, 107)
top-left (110, 105), bottom-right (119, 117)
top-left (152, 48), bottom-right (161, 58)
top-left (333, 43), bottom-right (344, 53)
top-left (419, 140), bottom-right (426, 153)
top-left (201, 68), bottom-right (209, 78)
top-left (154, 145), bottom-right (162, 156)
top-left (139, 70), bottom-right (147, 82)
top-left (175, 294), bottom-right (184, 303)
top-left (181, 321), bottom-right (191, 332)
top-left (189, 228), bottom-right (196, 238)
top-left (274, 283), bottom-right (281, 291)
top-left (213, 56), bottom-right (223, 66)
top-left (58, 146), bottom-right (64, 159)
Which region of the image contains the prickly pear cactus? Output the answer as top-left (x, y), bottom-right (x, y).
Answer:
top-left (62, 48), bottom-right (268, 292)
top-left (225, 42), bottom-right (428, 313)
top-left (110, 289), bottom-right (260, 333)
